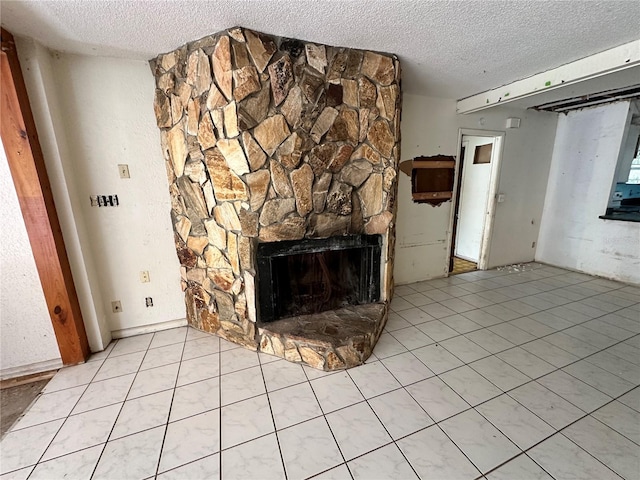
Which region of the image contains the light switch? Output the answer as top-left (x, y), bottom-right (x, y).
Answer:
top-left (497, 193), bottom-right (506, 203)
top-left (118, 164), bottom-right (130, 179)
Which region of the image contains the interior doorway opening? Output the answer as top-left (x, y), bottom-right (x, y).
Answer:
top-left (447, 130), bottom-right (504, 275)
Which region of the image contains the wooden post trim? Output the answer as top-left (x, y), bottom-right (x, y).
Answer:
top-left (1, 28), bottom-right (90, 364)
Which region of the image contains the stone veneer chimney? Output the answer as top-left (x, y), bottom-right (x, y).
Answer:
top-left (150, 27), bottom-right (401, 370)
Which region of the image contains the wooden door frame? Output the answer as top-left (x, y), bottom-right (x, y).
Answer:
top-left (1, 28), bottom-right (90, 365)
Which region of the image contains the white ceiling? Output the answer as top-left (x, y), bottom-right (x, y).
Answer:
top-left (1, 0), bottom-right (639, 100)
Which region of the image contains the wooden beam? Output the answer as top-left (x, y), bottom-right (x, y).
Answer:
top-left (457, 39), bottom-right (640, 114)
top-left (1, 28), bottom-right (90, 364)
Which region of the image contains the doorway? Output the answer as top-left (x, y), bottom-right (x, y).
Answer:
top-left (448, 130), bottom-right (504, 274)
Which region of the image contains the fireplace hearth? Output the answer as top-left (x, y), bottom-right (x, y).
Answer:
top-left (151, 26), bottom-right (401, 369)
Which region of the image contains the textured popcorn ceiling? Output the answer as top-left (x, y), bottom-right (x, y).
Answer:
top-left (1, 0), bottom-right (638, 99)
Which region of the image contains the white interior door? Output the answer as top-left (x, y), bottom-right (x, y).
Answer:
top-left (454, 136), bottom-right (494, 262)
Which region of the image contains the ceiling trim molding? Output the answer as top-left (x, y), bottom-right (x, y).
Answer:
top-left (456, 40), bottom-right (640, 114)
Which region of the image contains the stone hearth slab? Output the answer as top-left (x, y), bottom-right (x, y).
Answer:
top-left (258, 303), bottom-right (387, 371)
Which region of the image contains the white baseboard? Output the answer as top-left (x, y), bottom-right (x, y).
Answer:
top-left (0, 358), bottom-right (63, 382)
top-left (110, 318), bottom-right (188, 339)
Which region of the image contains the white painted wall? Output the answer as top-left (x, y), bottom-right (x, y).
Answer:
top-left (48, 53), bottom-right (186, 334)
top-left (17, 38), bottom-right (110, 352)
top-left (537, 101), bottom-right (640, 284)
top-left (396, 94), bottom-right (558, 284)
top-left (455, 136), bottom-right (494, 262)
top-left (0, 143), bottom-right (62, 379)
top-left (16, 38), bottom-right (186, 342)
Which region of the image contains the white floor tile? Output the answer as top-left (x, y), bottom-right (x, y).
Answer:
top-left (326, 402), bottom-right (391, 460)
top-left (310, 463), bottom-right (351, 479)
top-left (384, 312), bottom-right (412, 332)
top-left (160, 409), bottom-right (220, 473)
top-left (397, 425), bottom-right (480, 479)
top-left (440, 408), bottom-right (520, 474)
top-left (402, 292), bottom-right (434, 308)
top-left (220, 365), bottom-right (265, 405)
top-left (440, 298), bottom-right (476, 313)
top-left (439, 365), bottom-right (502, 406)
top-left (476, 394), bottom-right (554, 450)
top-left (348, 443), bottom-right (418, 480)
top-left (42, 404), bottom-right (121, 461)
top-left (389, 296), bottom-right (413, 312)
top-left (397, 308), bottom-right (434, 326)
top-left (185, 327), bottom-right (213, 341)
top-left (128, 362), bottom-right (180, 399)
top-left (439, 314), bottom-right (483, 334)
top-left (348, 361), bottom-right (400, 399)
top-left (464, 328), bottom-right (514, 354)
top-left (592, 400), bottom-right (640, 445)
top-left (310, 372), bottom-right (364, 413)
top-left (111, 389), bottom-right (173, 439)
top-left (497, 347), bottom-right (555, 379)
top-left (176, 353), bottom-right (219, 387)
top-left (93, 426), bottom-right (165, 480)
top-left (269, 382), bottom-right (323, 430)
top-left (140, 342), bottom-right (184, 371)
top-left (28, 444), bottom-right (102, 480)
top-left (222, 433), bottom-right (285, 480)
top-left (261, 359), bottom-right (307, 392)
top-left (563, 360), bottom-right (636, 397)
top-left (11, 385), bottom-right (85, 430)
top-left (156, 453), bottom-right (219, 480)
top-left (380, 352), bottom-right (435, 386)
top-left (390, 326), bottom-right (434, 350)
top-left (486, 454), bottom-right (553, 480)
top-left (521, 339), bottom-right (580, 368)
top-left (219, 347), bottom-right (261, 375)
top-left (43, 362), bottom-right (101, 393)
top-left (93, 351), bottom-right (146, 382)
top-left (489, 323), bottom-right (536, 345)
top-left (542, 331), bottom-right (600, 358)
top-left (411, 344), bottom-right (463, 374)
top-left (181, 335), bottom-right (220, 361)
top-left (419, 303), bottom-right (456, 319)
top-left (170, 377), bottom-right (220, 422)
top-left (220, 394), bottom-right (273, 449)
top-left (72, 373), bottom-right (135, 414)
top-left (109, 334), bottom-right (153, 357)
top-left (0, 419), bottom-right (64, 474)
top-left (278, 417), bottom-right (343, 480)
top-left (563, 325), bottom-right (618, 349)
top-left (537, 370), bottom-right (612, 413)
top-left (149, 327), bottom-right (188, 349)
top-left (439, 335), bottom-right (491, 363)
top-left (564, 415), bottom-right (640, 480)
top-left (509, 317), bottom-right (557, 337)
top-left (469, 355), bottom-right (530, 391)
top-left (461, 309), bottom-right (505, 328)
top-left (415, 320), bottom-right (459, 342)
top-left (372, 333), bottom-right (408, 358)
top-left (368, 389), bottom-right (433, 439)
top-left (529, 433), bottom-right (620, 480)
top-left (587, 350), bottom-right (640, 384)
top-left (509, 382), bottom-right (584, 430)
top-left (405, 377), bottom-right (470, 422)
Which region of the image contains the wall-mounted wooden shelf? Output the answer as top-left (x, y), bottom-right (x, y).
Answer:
top-left (410, 155), bottom-right (456, 206)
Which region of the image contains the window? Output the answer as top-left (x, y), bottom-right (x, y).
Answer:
top-left (602, 100), bottom-right (640, 222)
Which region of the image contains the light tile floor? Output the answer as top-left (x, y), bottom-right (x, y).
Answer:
top-left (1, 263), bottom-right (639, 479)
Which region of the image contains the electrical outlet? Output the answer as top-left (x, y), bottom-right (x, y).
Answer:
top-left (118, 164), bottom-right (130, 179)
top-left (111, 301), bottom-right (122, 313)
top-left (146, 297), bottom-right (153, 307)
top-left (140, 271), bottom-right (150, 283)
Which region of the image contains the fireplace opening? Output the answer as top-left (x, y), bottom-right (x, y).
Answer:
top-left (257, 235), bottom-right (382, 323)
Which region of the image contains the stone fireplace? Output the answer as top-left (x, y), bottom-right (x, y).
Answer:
top-left (150, 27), bottom-right (401, 370)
